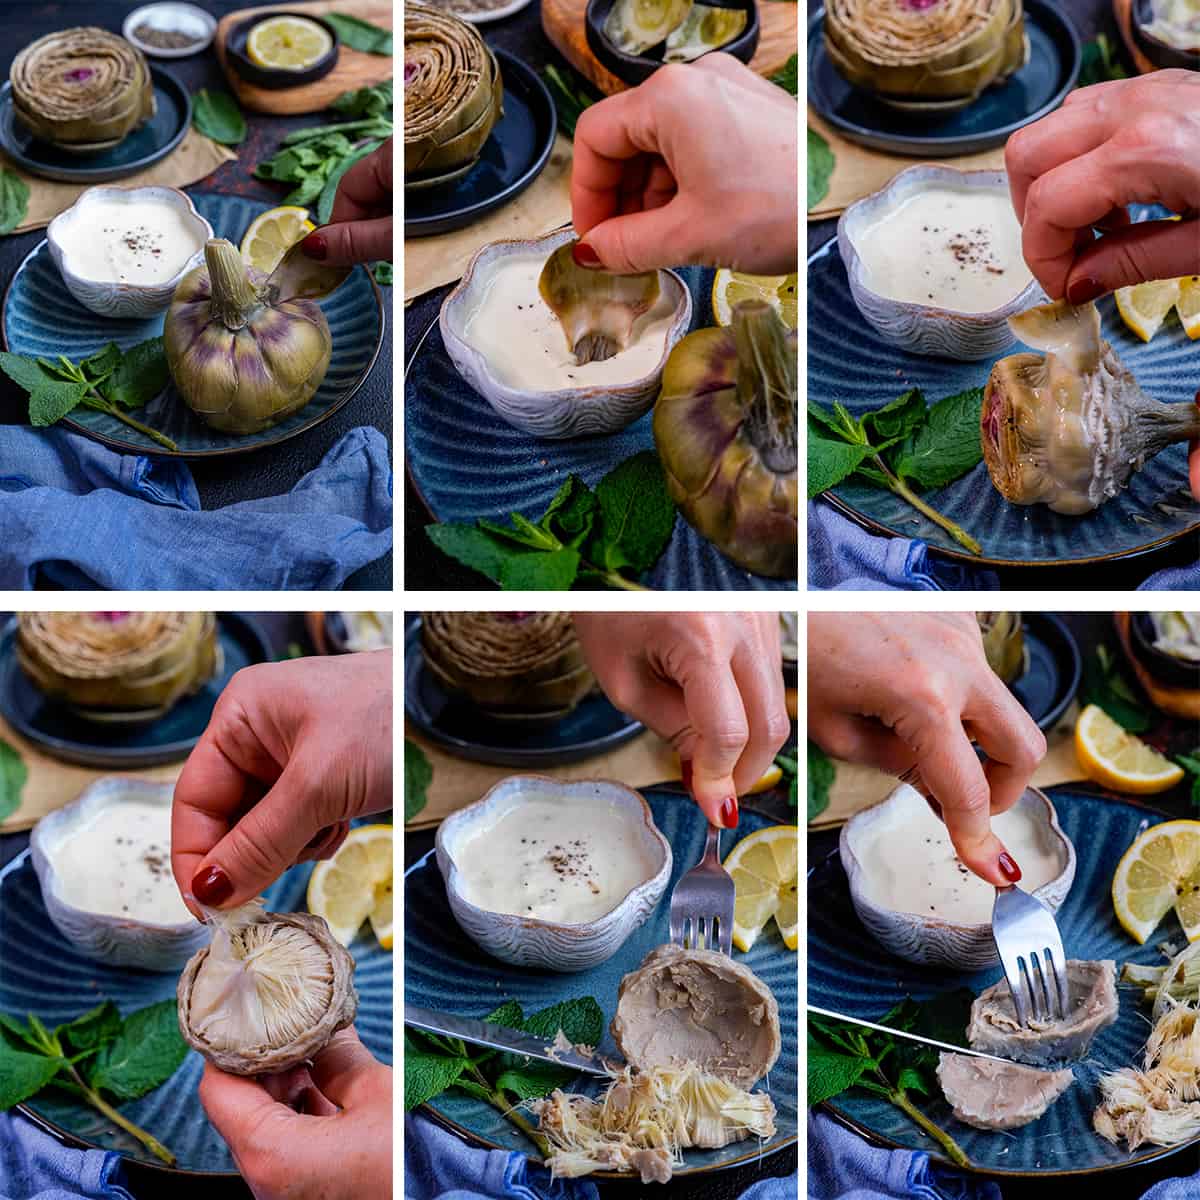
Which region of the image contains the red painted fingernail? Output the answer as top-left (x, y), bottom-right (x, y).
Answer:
top-left (572, 241), bottom-right (601, 268)
top-left (301, 231), bottom-right (327, 260)
top-left (680, 759), bottom-right (693, 793)
top-left (192, 864), bottom-right (233, 906)
top-left (998, 852), bottom-right (1022, 883)
top-left (1066, 276), bottom-right (1104, 305)
top-left (720, 797), bottom-right (739, 829)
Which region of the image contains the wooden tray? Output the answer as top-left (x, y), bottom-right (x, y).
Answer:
top-left (1113, 0), bottom-right (1161, 74)
top-left (542, 0), bottom-right (797, 94)
top-left (215, 0), bottom-right (392, 115)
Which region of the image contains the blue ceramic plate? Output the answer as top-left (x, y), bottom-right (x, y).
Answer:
top-left (808, 237), bottom-right (1200, 567)
top-left (404, 52), bottom-right (556, 239)
top-left (0, 68), bottom-right (190, 184)
top-left (808, 786), bottom-right (1197, 1176)
top-left (2, 192), bottom-right (384, 458)
top-left (405, 267), bottom-right (795, 591)
top-left (807, 1), bottom-right (1081, 157)
top-left (1010, 612), bottom-right (1081, 733)
top-left (403, 617), bottom-right (643, 767)
top-left (406, 787), bottom-right (798, 1175)
top-left (0, 847), bottom-right (393, 1175)
top-left (0, 613), bottom-right (271, 768)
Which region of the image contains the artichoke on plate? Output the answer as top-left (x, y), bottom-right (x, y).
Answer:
top-left (653, 300), bottom-right (798, 579)
top-left (977, 611), bottom-right (1025, 683)
top-left (981, 300), bottom-right (1200, 515)
top-left (663, 4), bottom-right (749, 61)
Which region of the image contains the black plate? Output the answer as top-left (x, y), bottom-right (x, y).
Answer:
top-left (1129, 612), bottom-right (1200, 691)
top-left (224, 11), bottom-right (340, 89)
top-left (1132, 0), bottom-right (1200, 69)
top-left (404, 50), bottom-right (557, 239)
top-left (585, 0), bottom-right (758, 86)
top-left (807, 0), bottom-right (1080, 157)
top-left (1008, 612), bottom-right (1081, 732)
top-left (403, 619), bottom-right (643, 766)
top-left (0, 67), bottom-right (191, 184)
top-left (0, 614), bottom-right (272, 768)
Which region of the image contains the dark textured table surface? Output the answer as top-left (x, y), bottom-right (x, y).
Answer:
top-left (0, 2), bottom-right (393, 590)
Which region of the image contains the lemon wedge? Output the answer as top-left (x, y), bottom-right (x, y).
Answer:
top-left (1112, 820), bottom-right (1200, 943)
top-left (745, 763), bottom-right (783, 795)
top-left (1115, 278), bottom-right (1184, 343)
top-left (240, 205), bottom-right (315, 276)
top-left (307, 824), bottom-right (393, 948)
top-left (1177, 276), bottom-right (1200, 340)
top-left (247, 16), bottom-right (333, 71)
top-left (712, 269), bottom-right (798, 330)
top-left (1075, 704), bottom-right (1185, 795)
top-left (723, 825), bottom-right (798, 952)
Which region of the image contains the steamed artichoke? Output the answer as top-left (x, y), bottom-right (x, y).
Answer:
top-left (981, 300), bottom-right (1200, 515)
top-left (164, 239), bottom-right (331, 435)
top-left (653, 301), bottom-right (798, 579)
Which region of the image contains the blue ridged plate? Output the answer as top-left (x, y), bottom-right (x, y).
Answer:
top-left (0, 847), bottom-right (393, 1175)
top-left (808, 786), bottom-right (1196, 1176)
top-left (406, 787), bottom-right (798, 1175)
top-left (405, 268), bottom-right (795, 591)
top-left (808, 236), bottom-right (1200, 567)
top-left (2, 192), bottom-right (384, 458)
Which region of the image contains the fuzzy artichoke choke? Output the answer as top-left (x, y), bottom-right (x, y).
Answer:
top-left (663, 5), bottom-right (749, 61)
top-left (10, 28), bottom-right (155, 152)
top-left (654, 300), bottom-right (798, 579)
top-left (604, 0), bottom-right (694, 54)
top-left (164, 239), bottom-right (332, 435)
top-left (977, 611), bottom-right (1025, 683)
top-left (404, 5), bottom-right (503, 185)
top-left (981, 300), bottom-right (1200, 515)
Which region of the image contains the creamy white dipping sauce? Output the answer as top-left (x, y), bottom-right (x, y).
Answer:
top-left (58, 197), bottom-right (204, 285)
top-left (454, 796), bottom-right (658, 924)
top-left (50, 801), bottom-right (192, 924)
top-left (462, 254), bottom-right (678, 391)
top-left (854, 186), bottom-right (1034, 314)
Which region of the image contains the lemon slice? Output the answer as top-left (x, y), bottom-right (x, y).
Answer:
top-left (1115, 278), bottom-right (1183, 343)
top-left (240, 205), bottom-right (315, 276)
top-left (369, 879), bottom-right (393, 951)
top-left (307, 824), bottom-right (393, 947)
top-left (1075, 704), bottom-right (1185, 795)
top-left (745, 763), bottom-right (783, 795)
top-left (712, 269), bottom-right (798, 330)
top-left (1112, 820), bottom-right (1200, 943)
top-left (1177, 276), bottom-right (1200, 340)
top-left (247, 16), bottom-right (333, 71)
top-left (723, 825), bottom-right (798, 952)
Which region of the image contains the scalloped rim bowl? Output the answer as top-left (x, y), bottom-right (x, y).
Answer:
top-left (438, 227), bottom-right (693, 438)
top-left (30, 776), bottom-right (209, 972)
top-left (435, 774), bottom-right (673, 972)
top-left (837, 165), bottom-right (1046, 361)
top-left (839, 782), bottom-right (1076, 970)
top-left (47, 185), bottom-right (212, 318)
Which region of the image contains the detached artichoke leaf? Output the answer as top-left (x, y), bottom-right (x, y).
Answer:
top-left (663, 5), bottom-right (748, 62)
top-left (605, 0), bottom-right (694, 53)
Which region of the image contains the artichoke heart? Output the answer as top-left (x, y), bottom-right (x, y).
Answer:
top-left (604, 0), bottom-right (694, 54)
top-left (981, 299), bottom-right (1200, 515)
top-left (538, 240), bottom-right (662, 365)
top-left (663, 4), bottom-right (749, 62)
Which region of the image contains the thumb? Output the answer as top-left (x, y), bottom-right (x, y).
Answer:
top-left (1066, 217), bottom-right (1200, 302)
top-left (301, 217), bottom-right (392, 267)
top-left (680, 757), bottom-right (739, 831)
top-left (575, 207), bottom-right (684, 275)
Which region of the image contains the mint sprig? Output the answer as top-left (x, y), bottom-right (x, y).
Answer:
top-left (1080, 644), bottom-right (1151, 733)
top-left (807, 740), bottom-right (834, 822)
top-left (405, 740), bottom-right (432, 823)
top-left (1176, 749), bottom-right (1200, 809)
top-left (0, 738), bottom-right (27, 824)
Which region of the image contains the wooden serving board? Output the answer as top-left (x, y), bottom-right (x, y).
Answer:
top-left (542, 0), bottom-right (797, 95)
top-left (1113, 0), bottom-right (1161, 75)
top-left (215, 0), bottom-right (392, 115)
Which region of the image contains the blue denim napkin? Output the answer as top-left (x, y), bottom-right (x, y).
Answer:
top-left (0, 425), bottom-right (392, 590)
top-left (0, 1113), bottom-right (132, 1200)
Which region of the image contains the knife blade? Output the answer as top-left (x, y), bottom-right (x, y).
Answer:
top-left (405, 1005), bottom-right (609, 1077)
top-left (807, 1005), bottom-right (1015, 1065)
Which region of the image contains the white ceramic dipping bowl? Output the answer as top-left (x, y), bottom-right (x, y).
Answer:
top-left (436, 774), bottom-right (672, 972)
top-left (837, 165), bottom-right (1045, 361)
top-left (438, 227), bottom-right (693, 439)
top-left (30, 776), bottom-right (208, 972)
top-left (47, 185), bottom-right (212, 319)
top-left (839, 782), bottom-right (1075, 970)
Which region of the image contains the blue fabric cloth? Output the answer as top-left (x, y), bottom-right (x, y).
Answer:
top-left (0, 425), bottom-right (391, 590)
top-left (0, 1113), bottom-right (131, 1200)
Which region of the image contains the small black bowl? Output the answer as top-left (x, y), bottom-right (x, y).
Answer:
top-left (585, 0), bottom-right (759, 87)
top-left (1132, 0), bottom-right (1200, 70)
top-left (225, 11), bottom-right (340, 89)
top-left (1129, 612), bottom-right (1200, 691)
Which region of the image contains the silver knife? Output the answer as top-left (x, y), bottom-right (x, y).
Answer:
top-left (405, 1005), bottom-right (609, 1077)
top-left (808, 1005), bottom-right (1014, 1065)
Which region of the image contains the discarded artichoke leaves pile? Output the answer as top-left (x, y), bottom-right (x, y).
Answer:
top-left (604, 0), bottom-right (748, 62)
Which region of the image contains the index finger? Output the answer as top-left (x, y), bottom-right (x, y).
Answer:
top-left (965, 675), bottom-right (1047, 817)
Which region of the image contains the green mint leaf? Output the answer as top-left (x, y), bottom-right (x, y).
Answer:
top-left (332, 81), bottom-right (393, 118)
top-left (807, 740), bottom-right (835, 822)
top-left (890, 388), bottom-right (984, 490)
top-left (510, 512), bottom-right (563, 551)
top-left (1193, 775), bottom-right (1200, 810)
top-left (587, 451), bottom-right (675, 575)
top-left (862, 388), bottom-right (927, 446)
top-left (324, 13), bottom-right (393, 54)
top-left (1176, 752), bottom-right (1200, 777)
top-left (807, 400), bottom-right (846, 440)
top-left (100, 339), bottom-right (169, 411)
top-left (521, 998), bottom-right (604, 1048)
top-left (494, 1062), bottom-right (576, 1101)
top-left (403, 1033), bottom-right (470, 1111)
top-left (373, 261), bottom-right (393, 287)
top-left (1077, 34), bottom-right (1128, 89)
top-left (0, 1012), bottom-right (38, 1052)
top-left (769, 52), bottom-right (798, 96)
top-left (894, 1065), bottom-right (930, 1096)
top-left (404, 740), bottom-right (432, 823)
top-left (57, 1001), bottom-right (121, 1054)
top-left (487, 997), bottom-right (604, 1101)
top-left (484, 1000), bottom-right (525, 1029)
top-left (540, 475), bottom-right (598, 549)
top-left (451, 1077), bottom-right (494, 1103)
top-left (808, 431), bottom-right (871, 498)
top-left (0, 738), bottom-right (27, 824)
top-left (192, 89), bottom-right (246, 145)
top-left (498, 547), bottom-right (580, 591)
top-left (1080, 645), bottom-right (1151, 733)
top-left (87, 1001), bottom-right (188, 1100)
top-left (541, 64), bottom-right (598, 138)
top-left (426, 523), bottom-right (513, 586)
top-left (806, 1029), bottom-right (870, 1106)
top-left (79, 342), bottom-right (122, 383)
top-left (0, 1038), bottom-right (62, 1110)
top-left (808, 127), bottom-right (835, 211)
top-left (0, 167), bottom-right (30, 237)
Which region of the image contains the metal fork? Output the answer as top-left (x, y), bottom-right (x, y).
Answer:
top-left (992, 885), bottom-right (1071, 1028)
top-left (669, 823), bottom-right (735, 955)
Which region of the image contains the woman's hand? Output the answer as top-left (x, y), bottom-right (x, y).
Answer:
top-left (171, 652), bottom-right (393, 914)
top-left (301, 138), bottom-right (392, 265)
top-left (807, 613), bottom-right (1046, 886)
top-left (570, 55), bottom-right (797, 275)
top-left (572, 613), bottom-right (790, 828)
top-left (199, 1028), bottom-right (391, 1200)
top-left (1005, 71), bottom-right (1200, 304)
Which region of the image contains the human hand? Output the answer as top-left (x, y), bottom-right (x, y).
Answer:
top-left (572, 612), bottom-right (790, 828)
top-left (570, 55), bottom-right (797, 275)
top-left (199, 1027), bottom-right (392, 1200)
top-left (172, 652), bottom-right (393, 913)
top-left (1005, 71), bottom-right (1200, 304)
top-left (301, 138), bottom-right (393, 266)
top-left (807, 613), bottom-right (1046, 886)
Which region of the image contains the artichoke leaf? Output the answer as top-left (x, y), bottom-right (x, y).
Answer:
top-left (604, 0), bottom-right (694, 54)
top-left (663, 4), bottom-right (748, 62)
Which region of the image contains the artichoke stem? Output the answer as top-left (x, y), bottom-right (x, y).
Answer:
top-left (1143, 400), bottom-right (1200, 452)
top-left (734, 301), bottom-right (797, 475)
top-left (204, 238), bottom-right (264, 331)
